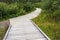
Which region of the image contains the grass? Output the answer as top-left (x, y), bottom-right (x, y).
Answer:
top-left (33, 10), bottom-right (60, 40)
top-left (0, 20), bottom-right (9, 40)
top-left (0, 26), bottom-right (8, 40)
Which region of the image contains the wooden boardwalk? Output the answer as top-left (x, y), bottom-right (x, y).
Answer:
top-left (3, 8), bottom-right (49, 40)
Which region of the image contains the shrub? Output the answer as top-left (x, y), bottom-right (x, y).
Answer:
top-left (7, 3), bottom-right (19, 18)
top-left (0, 2), bottom-right (35, 21)
top-left (0, 2), bottom-right (7, 19)
top-left (23, 3), bottom-right (35, 12)
top-left (52, 10), bottom-right (60, 21)
top-left (34, 3), bottom-right (41, 8)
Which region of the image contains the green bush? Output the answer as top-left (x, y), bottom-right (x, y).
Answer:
top-left (7, 3), bottom-right (19, 18)
top-left (23, 3), bottom-right (35, 12)
top-left (16, 8), bottom-right (26, 16)
top-left (0, 2), bottom-right (35, 21)
top-left (53, 10), bottom-right (60, 17)
top-left (34, 3), bottom-right (41, 8)
top-left (52, 10), bottom-right (60, 21)
top-left (0, 3), bottom-right (19, 19)
top-left (0, 2), bottom-right (7, 19)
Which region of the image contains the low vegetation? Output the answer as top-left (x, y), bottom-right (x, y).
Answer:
top-left (0, 0), bottom-right (60, 40)
top-left (0, 2), bottom-right (35, 21)
top-left (33, 11), bottom-right (60, 40)
top-left (33, 0), bottom-right (60, 40)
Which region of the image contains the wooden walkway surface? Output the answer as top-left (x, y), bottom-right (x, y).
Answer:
top-left (3, 8), bottom-right (49, 40)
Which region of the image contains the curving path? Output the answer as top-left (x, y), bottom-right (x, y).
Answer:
top-left (3, 8), bottom-right (49, 40)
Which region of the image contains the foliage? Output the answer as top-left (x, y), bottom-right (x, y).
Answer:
top-left (52, 10), bottom-right (60, 21)
top-left (33, 11), bottom-right (60, 40)
top-left (23, 2), bottom-right (35, 12)
top-left (0, 2), bottom-right (7, 19)
top-left (34, 0), bottom-right (60, 21)
top-left (33, 0), bottom-right (60, 40)
top-left (0, 2), bottom-right (35, 21)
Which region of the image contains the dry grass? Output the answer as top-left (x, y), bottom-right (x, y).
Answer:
top-left (0, 20), bottom-right (9, 40)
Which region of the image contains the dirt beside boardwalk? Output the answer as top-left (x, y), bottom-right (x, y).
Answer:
top-left (0, 20), bottom-right (10, 28)
top-left (0, 20), bottom-right (10, 40)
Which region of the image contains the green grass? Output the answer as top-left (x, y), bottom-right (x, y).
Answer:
top-left (33, 10), bottom-right (60, 40)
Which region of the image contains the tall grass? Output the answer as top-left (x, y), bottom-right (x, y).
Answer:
top-left (33, 10), bottom-right (60, 40)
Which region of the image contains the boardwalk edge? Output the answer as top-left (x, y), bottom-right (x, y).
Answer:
top-left (31, 20), bottom-right (51, 40)
top-left (3, 25), bottom-right (12, 40)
